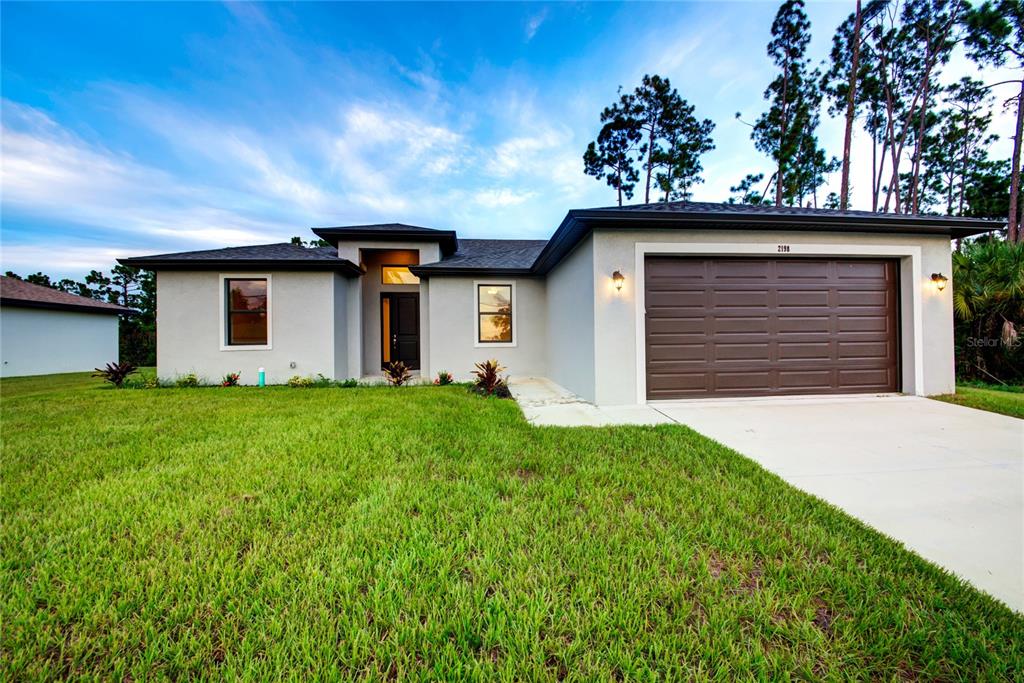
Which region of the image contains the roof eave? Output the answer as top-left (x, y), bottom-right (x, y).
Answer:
top-left (117, 257), bottom-right (364, 276)
top-left (408, 266), bottom-right (537, 278)
top-left (531, 209), bottom-right (999, 274)
top-left (312, 227), bottom-right (459, 255)
top-left (0, 297), bottom-right (135, 316)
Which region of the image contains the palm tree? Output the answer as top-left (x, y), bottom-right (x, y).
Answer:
top-left (952, 239), bottom-right (1024, 382)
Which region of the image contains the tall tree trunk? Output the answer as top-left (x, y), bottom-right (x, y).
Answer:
top-left (1009, 79), bottom-right (1024, 243)
top-left (644, 122), bottom-right (655, 204)
top-left (910, 74), bottom-right (931, 214)
top-left (871, 121), bottom-right (880, 211)
top-left (777, 61), bottom-right (791, 207)
top-left (840, 0), bottom-right (863, 211)
top-left (958, 131), bottom-right (969, 215)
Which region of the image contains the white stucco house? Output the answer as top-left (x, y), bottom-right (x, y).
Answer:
top-left (119, 201), bottom-right (995, 405)
top-left (0, 276), bottom-right (132, 377)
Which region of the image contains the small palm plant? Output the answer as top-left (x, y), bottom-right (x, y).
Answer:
top-left (92, 361), bottom-right (138, 387)
top-left (383, 360), bottom-right (412, 386)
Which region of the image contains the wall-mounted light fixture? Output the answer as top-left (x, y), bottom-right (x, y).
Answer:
top-left (931, 273), bottom-right (948, 292)
top-left (612, 270), bottom-right (625, 291)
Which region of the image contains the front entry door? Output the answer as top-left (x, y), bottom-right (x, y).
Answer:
top-left (381, 293), bottom-right (419, 370)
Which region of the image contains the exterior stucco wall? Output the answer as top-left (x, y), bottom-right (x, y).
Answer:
top-left (545, 235), bottom-right (596, 402)
top-left (0, 307), bottom-right (119, 377)
top-left (426, 276), bottom-right (547, 381)
top-left (156, 270), bottom-right (345, 385)
top-left (591, 228), bottom-right (955, 405)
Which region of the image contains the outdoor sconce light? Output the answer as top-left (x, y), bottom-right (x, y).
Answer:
top-left (612, 270), bottom-right (625, 291)
top-left (931, 273), bottom-right (948, 292)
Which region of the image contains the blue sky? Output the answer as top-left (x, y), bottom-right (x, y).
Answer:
top-left (1, 1), bottom-right (1013, 278)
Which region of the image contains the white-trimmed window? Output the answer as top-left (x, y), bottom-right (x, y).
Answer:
top-left (220, 274), bottom-right (272, 350)
top-left (474, 281), bottom-right (516, 347)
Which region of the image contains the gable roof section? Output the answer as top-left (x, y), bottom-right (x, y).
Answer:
top-left (531, 201), bottom-right (1001, 273)
top-left (0, 276), bottom-right (133, 315)
top-left (410, 239), bottom-right (548, 276)
top-left (312, 223), bottom-right (459, 255)
top-left (118, 243), bottom-right (363, 275)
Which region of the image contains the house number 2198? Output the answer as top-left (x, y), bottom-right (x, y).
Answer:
top-left (777, 244), bottom-right (791, 253)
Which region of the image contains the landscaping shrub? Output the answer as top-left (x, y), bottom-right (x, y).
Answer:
top-left (434, 370), bottom-right (454, 385)
top-left (953, 239), bottom-right (1024, 384)
top-left (175, 373), bottom-right (200, 388)
top-left (338, 378), bottom-right (360, 388)
top-left (287, 375), bottom-right (315, 388)
top-left (221, 372), bottom-right (241, 387)
top-left (92, 362), bottom-right (137, 388)
top-left (471, 359), bottom-right (511, 398)
top-left (383, 361), bottom-right (412, 386)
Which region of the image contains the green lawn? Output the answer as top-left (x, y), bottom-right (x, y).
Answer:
top-left (932, 383), bottom-right (1024, 419)
top-left (2, 374), bottom-right (1021, 680)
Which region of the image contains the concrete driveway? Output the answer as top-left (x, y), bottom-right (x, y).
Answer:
top-left (654, 396), bottom-right (1023, 612)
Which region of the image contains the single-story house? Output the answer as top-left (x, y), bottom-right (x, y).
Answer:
top-left (0, 276), bottom-right (133, 377)
top-left (119, 201), bottom-right (995, 404)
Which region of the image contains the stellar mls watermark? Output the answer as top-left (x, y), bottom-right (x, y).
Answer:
top-left (965, 336), bottom-right (1022, 349)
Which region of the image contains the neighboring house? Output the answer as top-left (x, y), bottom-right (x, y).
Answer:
top-left (118, 201), bottom-right (996, 404)
top-left (0, 276), bottom-right (132, 378)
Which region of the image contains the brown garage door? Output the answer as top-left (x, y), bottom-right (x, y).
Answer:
top-left (644, 257), bottom-right (899, 399)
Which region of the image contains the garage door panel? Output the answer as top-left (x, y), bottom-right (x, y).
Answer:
top-left (777, 290), bottom-right (830, 307)
top-left (837, 261), bottom-right (889, 280)
top-left (713, 343), bottom-right (771, 362)
top-left (712, 261), bottom-right (771, 279)
top-left (777, 369), bottom-right (834, 389)
top-left (837, 290), bottom-right (887, 307)
top-left (776, 316), bottom-right (831, 334)
top-left (776, 261), bottom-right (831, 279)
top-left (713, 290), bottom-right (770, 308)
top-left (838, 340), bottom-right (891, 360)
top-left (778, 342), bottom-right (831, 360)
top-left (645, 257), bottom-right (899, 398)
top-left (713, 316), bottom-right (770, 334)
top-left (837, 316), bottom-right (890, 333)
top-left (647, 342), bottom-right (705, 361)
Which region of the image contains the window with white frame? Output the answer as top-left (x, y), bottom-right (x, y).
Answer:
top-left (476, 283), bottom-right (514, 344)
top-left (223, 276), bottom-right (270, 348)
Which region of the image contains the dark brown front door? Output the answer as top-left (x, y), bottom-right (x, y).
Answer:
top-left (644, 257), bottom-right (899, 399)
top-left (381, 293), bottom-right (419, 370)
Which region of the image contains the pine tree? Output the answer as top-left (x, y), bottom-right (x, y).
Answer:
top-left (752, 0), bottom-right (815, 206)
top-left (583, 92), bottom-right (642, 207)
top-left (964, 0), bottom-right (1024, 241)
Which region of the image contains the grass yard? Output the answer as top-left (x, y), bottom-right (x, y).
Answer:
top-left (2, 373), bottom-right (1022, 680)
top-left (932, 383), bottom-right (1024, 419)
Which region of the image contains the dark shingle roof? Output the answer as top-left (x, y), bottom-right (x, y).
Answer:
top-left (412, 239), bottom-right (548, 275)
top-left (118, 243), bottom-right (362, 274)
top-left (599, 200), bottom-right (999, 224)
top-left (315, 223), bottom-right (447, 233)
top-left (312, 224), bottom-right (459, 255)
top-left (0, 276), bottom-right (133, 315)
top-left (531, 200), bottom-right (1001, 273)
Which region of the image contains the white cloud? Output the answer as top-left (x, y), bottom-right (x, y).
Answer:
top-left (525, 8), bottom-right (548, 42)
top-left (474, 188), bottom-right (536, 208)
top-left (0, 100), bottom-right (289, 255)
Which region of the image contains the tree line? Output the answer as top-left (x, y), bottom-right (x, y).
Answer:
top-left (583, 0), bottom-right (1023, 241)
top-left (4, 266), bottom-right (156, 366)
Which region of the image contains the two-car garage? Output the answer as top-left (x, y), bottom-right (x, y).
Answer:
top-left (644, 257), bottom-right (900, 399)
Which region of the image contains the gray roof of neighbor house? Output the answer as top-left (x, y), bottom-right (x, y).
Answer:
top-left (118, 243), bottom-right (363, 275)
top-left (0, 276), bottom-right (134, 315)
top-left (118, 201), bottom-right (1001, 277)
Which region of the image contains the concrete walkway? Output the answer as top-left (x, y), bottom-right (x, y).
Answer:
top-left (509, 377), bottom-right (672, 426)
top-left (509, 379), bottom-right (1024, 612)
